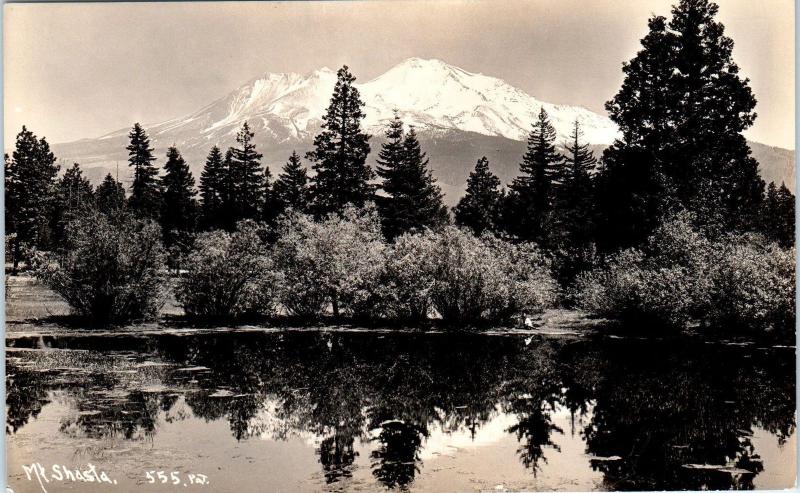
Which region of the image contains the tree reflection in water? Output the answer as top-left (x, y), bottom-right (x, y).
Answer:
top-left (6, 331), bottom-right (796, 490)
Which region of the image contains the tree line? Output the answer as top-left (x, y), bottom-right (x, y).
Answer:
top-left (5, 64), bottom-right (453, 269)
top-left (5, 0), bottom-right (795, 331)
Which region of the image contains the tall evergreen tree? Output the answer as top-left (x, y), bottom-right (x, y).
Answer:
top-left (273, 151), bottom-right (311, 214)
top-left (760, 182), bottom-right (795, 247)
top-left (220, 148), bottom-right (237, 231)
top-left (308, 65), bottom-right (374, 217)
top-left (160, 146), bottom-right (198, 247)
top-left (58, 163), bottom-right (94, 208)
top-left (556, 120), bottom-right (597, 246)
top-left (199, 145), bottom-right (225, 230)
top-left (454, 157), bottom-right (504, 236)
top-left (51, 163), bottom-right (94, 246)
top-left (5, 126), bottom-right (59, 271)
top-left (126, 123), bottom-right (161, 219)
top-left (376, 116), bottom-right (448, 239)
top-left (504, 108), bottom-right (564, 245)
top-left (376, 113), bottom-right (405, 190)
top-left (95, 173), bottom-right (126, 215)
top-left (228, 122), bottom-right (265, 223)
top-left (261, 166), bottom-right (281, 227)
top-left (596, 0), bottom-right (764, 250)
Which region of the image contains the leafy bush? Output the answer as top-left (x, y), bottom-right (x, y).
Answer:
top-left (575, 215), bottom-right (713, 328)
top-left (175, 221), bottom-right (278, 319)
top-left (575, 213), bottom-right (795, 333)
top-left (35, 210), bottom-right (166, 324)
top-left (708, 235), bottom-right (795, 333)
top-left (373, 232), bottom-right (439, 322)
top-left (272, 205), bottom-right (385, 320)
top-left (387, 227), bottom-right (555, 325)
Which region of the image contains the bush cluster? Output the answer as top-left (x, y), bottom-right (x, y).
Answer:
top-left (35, 210), bottom-right (167, 324)
top-left (364, 227), bottom-right (556, 324)
top-left (575, 213), bottom-right (795, 333)
top-left (178, 206), bottom-right (556, 325)
top-left (176, 221), bottom-right (278, 319)
top-left (272, 206), bottom-right (386, 320)
top-left (35, 205), bottom-right (557, 327)
top-left (38, 204), bottom-right (790, 335)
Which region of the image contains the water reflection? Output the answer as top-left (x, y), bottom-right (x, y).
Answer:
top-left (6, 332), bottom-right (796, 491)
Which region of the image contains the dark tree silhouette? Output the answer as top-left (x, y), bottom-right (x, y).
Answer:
top-left (376, 114), bottom-right (448, 240)
top-left (261, 166), bottom-right (281, 228)
top-left (95, 173), bottom-right (126, 215)
top-left (273, 151), bottom-right (311, 214)
top-left (760, 182), bottom-right (795, 247)
top-left (228, 122), bottom-right (265, 224)
top-left (504, 108), bottom-right (564, 246)
top-left (126, 123), bottom-right (161, 219)
top-left (5, 126), bottom-right (59, 271)
top-left (596, 0), bottom-right (764, 250)
top-left (51, 163), bottom-right (94, 246)
top-left (160, 146), bottom-right (198, 249)
top-left (199, 145), bottom-right (226, 230)
top-left (308, 66), bottom-right (374, 217)
top-left (453, 156), bottom-right (504, 236)
top-left (557, 120), bottom-right (596, 246)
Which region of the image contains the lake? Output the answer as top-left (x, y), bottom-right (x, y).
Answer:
top-left (5, 325), bottom-right (796, 492)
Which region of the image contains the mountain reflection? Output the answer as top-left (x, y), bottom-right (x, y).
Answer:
top-left (6, 332), bottom-right (796, 490)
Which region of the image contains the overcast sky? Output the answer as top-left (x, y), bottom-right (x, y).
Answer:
top-left (4, 0), bottom-right (795, 149)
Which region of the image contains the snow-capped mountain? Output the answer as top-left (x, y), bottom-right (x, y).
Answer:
top-left (51, 58), bottom-right (794, 204)
top-left (90, 57), bottom-right (618, 146)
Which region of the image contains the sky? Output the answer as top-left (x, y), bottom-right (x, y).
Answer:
top-left (3, 0), bottom-right (795, 150)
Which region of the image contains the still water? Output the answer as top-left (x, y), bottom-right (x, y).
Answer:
top-left (6, 329), bottom-right (796, 492)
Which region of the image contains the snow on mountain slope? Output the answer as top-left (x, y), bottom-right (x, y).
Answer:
top-left (90, 57), bottom-right (619, 148)
top-left (359, 58), bottom-right (618, 144)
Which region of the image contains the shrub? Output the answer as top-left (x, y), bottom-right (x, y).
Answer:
top-left (395, 227), bottom-right (555, 325)
top-left (575, 213), bottom-right (795, 333)
top-left (575, 215), bottom-right (714, 329)
top-left (272, 205), bottom-right (385, 320)
top-left (35, 210), bottom-right (166, 324)
top-left (373, 232), bottom-right (439, 322)
top-left (708, 235), bottom-right (795, 333)
top-left (175, 221), bottom-right (278, 319)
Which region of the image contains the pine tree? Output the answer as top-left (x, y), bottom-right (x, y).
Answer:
top-left (760, 182), bottom-right (795, 247)
top-left (126, 123), bottom-right (161, 219)
top-left (376, 116), bottom-right (448, 239)
top-left (5, 126), bottom-right (59, 271)
top-left (199, 145), bottom-right (225, 230)
top-left (59, 163), bottom-right (94, 207)
top-left (51, 163), bottom-right (94, 246)
top-left (557, 120), bottom-right (597, 246)
top-left (160, 146), bottom-right (198, 247)
top-left (273, 151), bottom-right (311, 214)
top-left (774, 183), bottom-right (795, 247)
top-left (308, 65), bottom-right (374, 217)
top-left (228, 122), bottom-right (265, 223)
top-left (96, 173), bottom-right (126, 215)
top-left (454, 157), bottom-right (504, 236)
top-left (261, 165), bottom-right (281, 227)
top-left (376, 113), bottom-right (405, 194)
top-left (401, 128), bottom-right (448, 227)
top-left (596, 0), bottom-right (764, 250)
top-left (220, 148), bottom-right (237, 231)
top-left (504, 108), bottom-right (564, 245)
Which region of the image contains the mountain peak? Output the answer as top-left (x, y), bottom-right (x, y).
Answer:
top-left (310, 66), bottom-right (335, 77)
top-left (397, 57), bottom-right (452, 68)
top-left (380, 57), bottom-right (469, 79)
